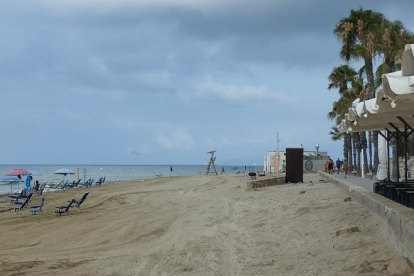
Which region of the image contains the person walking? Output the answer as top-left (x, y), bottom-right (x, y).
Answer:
top-left (336, 158), bottom-right (342, 174)
top-left (328, 159), bottom-right (334, 174)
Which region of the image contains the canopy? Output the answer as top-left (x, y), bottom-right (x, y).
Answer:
top-left (338, 44), bottom-right (414, 133)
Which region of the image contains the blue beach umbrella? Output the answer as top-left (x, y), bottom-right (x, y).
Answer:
top-left (1, 176), bottom-right (24, 194)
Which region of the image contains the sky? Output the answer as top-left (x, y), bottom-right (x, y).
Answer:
top-left (0, 0), bottom-right (413, 166)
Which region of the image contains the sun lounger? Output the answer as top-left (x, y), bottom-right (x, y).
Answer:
top-left (11, 193), bottom-right (33, 218)
top-left (55, 199), bottom-right (76, 216)
top-left (30, 196), bottom-right (45, 215)
top-left (8, 189), bottom-right (27, 204)
top-left (67, 179), bottom-right (81, 189)
top-left (70, 192), bottom-right (89, 211)
top-left (33, 183), bottom-right (46, 196)
top-left (80, 178), bottom-right (94, 188)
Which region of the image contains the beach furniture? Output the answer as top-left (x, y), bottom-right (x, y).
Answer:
top-left (95, 177), bottom-right (105, 186)
top-left (71, 192), bottom-right (89, 211)
top-left (11, 193), bottom-right (33, 218)
top-left (47, 180), bottom-right (64, 190)
top-left (8, 188), bottom-right (27, 204)
top-left (55, 199), bottom-right (76, 216)
top-left (30, 196), bottom-right (45, 215)
top-left (67, 179), bottom-right (81, 189)
top-left (80, 178), bottom-right (93, 188)
top-left (33, 183), bottom-right (46, 196)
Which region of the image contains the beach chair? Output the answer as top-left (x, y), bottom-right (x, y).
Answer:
top-left (34, 183), bottom-right (46, 196)
top-left (8, 189), bottom-right (27, 204)
top-left (11, 193), bottom-right (33, 218)
top-left (67, 179), bottom-right (81, 189)
top-left (95, 177), bottom-right (104, 186)
top-left (30, 196), bottom-right (45, 215)
top-left (55, 199), bottom-right (76, 216)
top-left (80, 178), bottom-right (93, 188)
top-left (71, 192), bottom-right (89, 211)
top-left (47, 180), bottom-right (64, 190)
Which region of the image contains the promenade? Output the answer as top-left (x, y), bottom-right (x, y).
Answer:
top-left (327, 172), bottom-right (375, 191)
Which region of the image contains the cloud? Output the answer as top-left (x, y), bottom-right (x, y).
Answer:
top-left (155, 128), bottom-right (195, 150)
top-left (179, 81), bottom-right (297, 104)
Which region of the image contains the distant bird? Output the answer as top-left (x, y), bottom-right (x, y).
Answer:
top-left (132, 150), bottom-right (139, 155)
top-left (309, 181), bottom-right (314, 186)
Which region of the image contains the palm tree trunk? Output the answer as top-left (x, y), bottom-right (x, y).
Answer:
top-left (361, 131), bottom-right (369, 174)
top-left (348, 133), bottom-right (353, 174)
top-left (365, 57), bottom-right (376, 99)
top-left (353, 133), bottom-right (358, 170)
top-left (373, 131), bottom-right (379, 176)
top-left (355, 132), bottom-right (361, 176)
top-left (368, 131), bottom-right (373, 172)
top-left (343, 133), bottom-right (348, 160)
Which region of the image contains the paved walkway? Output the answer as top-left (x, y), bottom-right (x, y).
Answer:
top-left (325, 172), bottom-right (375, 191)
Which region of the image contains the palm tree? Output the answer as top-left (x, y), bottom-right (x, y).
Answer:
top-left (334, 8), bottom-right (385, 99)
top-left (328, 65), bottom-right (358, 94)
top-left (334, 8), bottom-right (387, 177)
top-left (328, 65), bottom-right (358, 165)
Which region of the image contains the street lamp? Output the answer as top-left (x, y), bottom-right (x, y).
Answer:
top-left (315, 143), bottom-right (319, 158)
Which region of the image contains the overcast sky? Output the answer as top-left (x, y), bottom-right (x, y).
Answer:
top-left (0, 0), bottom-right (413, 165)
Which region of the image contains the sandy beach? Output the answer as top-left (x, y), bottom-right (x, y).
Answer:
top-left (0, 173), bottom-right (411, 276)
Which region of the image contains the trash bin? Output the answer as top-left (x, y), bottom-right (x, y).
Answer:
top-left (248, 172), bottom-right (257, 180)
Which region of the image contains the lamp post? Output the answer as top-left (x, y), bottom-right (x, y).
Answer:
top-left (315, 144), bottom-right (319, 159)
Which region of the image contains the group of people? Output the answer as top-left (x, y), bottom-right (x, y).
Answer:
top-left (325, 158), bottom-right (343, 174)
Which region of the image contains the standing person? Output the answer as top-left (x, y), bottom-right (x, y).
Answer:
top-left (328, 159), bottom-right (334, 174)
top-left (336, 158), bottom-right (342, 174)
top-left (324, 160), bottom-right (329, 173)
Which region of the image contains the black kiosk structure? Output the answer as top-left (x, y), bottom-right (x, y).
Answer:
top-left (285, 145), bottom-right (303, 183)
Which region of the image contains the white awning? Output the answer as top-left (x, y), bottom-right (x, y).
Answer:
top-left (338, 44), bottom-right (414, 133)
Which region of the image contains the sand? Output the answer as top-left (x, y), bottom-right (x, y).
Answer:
top-left (0, 173), bottom-right (410, 276)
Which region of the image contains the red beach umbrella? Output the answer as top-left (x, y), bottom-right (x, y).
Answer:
top-left (5, 168), bottom-right (30, 177)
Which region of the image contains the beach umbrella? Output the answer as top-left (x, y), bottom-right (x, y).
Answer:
top-left (54, 168), bottom-right (75, 176)
top-left (0, 176), bottom-right (24, 194)
top-left (5, 168), bottom-right (30, 177)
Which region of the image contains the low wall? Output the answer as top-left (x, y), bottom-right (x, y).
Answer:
top-left (319, 171), bottom-right (414, 263)
top-left (247, 177), bottom-right (285, 190)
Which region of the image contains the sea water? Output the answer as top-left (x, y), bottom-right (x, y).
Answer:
top-left (0, 165), bottom-right (261, 195)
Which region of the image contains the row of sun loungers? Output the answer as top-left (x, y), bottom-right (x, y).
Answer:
top-left (11, 193), bottom-right (45, 218)
top-left (7, 177), bottom-right (100, 218)
top-left (9, 190), bottom-right (89, 218)
top-left (46, 177), bottom-right (105, 191)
